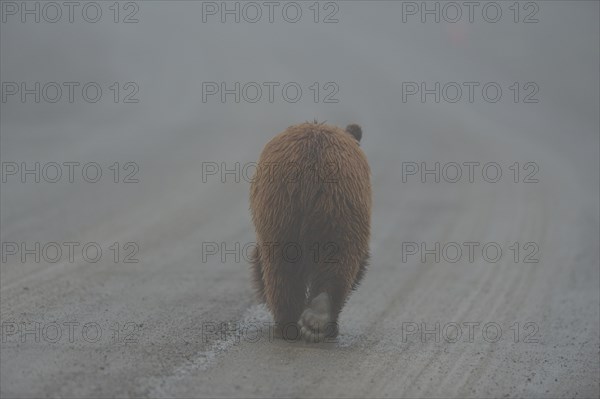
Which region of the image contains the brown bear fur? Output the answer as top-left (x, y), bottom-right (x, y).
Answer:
top-left (249, 121), bottom-right (371, 342)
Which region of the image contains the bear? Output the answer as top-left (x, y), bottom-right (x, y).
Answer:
top-left (249, 121), bottom-right (371, 342)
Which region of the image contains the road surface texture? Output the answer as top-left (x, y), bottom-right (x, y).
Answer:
top-left (1, 1), bottom-right (598, 398)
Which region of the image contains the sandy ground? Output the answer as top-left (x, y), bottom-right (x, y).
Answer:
top-left (1, 2), bottom-right (598, 398)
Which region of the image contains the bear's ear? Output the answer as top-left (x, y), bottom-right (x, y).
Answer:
top-left (346, 124), bottom-right (362, 143)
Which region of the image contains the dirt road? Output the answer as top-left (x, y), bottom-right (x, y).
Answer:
top-left (1, 2), bottom-right (598, 397)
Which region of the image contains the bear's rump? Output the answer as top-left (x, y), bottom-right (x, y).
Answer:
top-left (250, 125), bottom-right (370, 272)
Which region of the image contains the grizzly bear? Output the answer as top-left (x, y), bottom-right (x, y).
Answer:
top-left (249, 121), bottom-right (371, 342)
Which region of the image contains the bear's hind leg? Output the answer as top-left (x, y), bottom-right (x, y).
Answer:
top-left (299, 273), bottom-right (352, 342)
top-left (250, 246), bottom-right (266, 303)
top-left (351, 253), bottom-right (370, 290)
top-left (298, 291), bottom-right (336, 342)
top-left (263, 264), bottom-right (307, 341)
